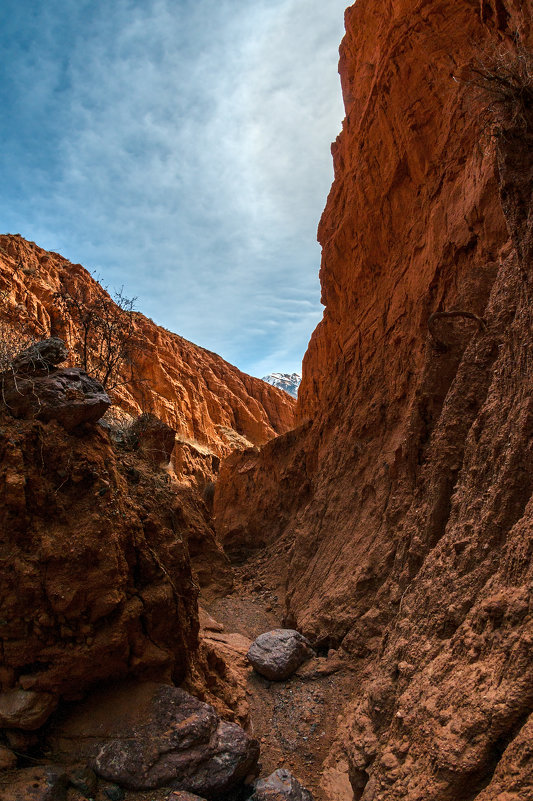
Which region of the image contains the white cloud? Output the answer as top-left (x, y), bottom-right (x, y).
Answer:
top-left (2, 0), bottom-right (348, 375)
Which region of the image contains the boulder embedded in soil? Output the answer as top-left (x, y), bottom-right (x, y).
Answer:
top-left (51, 682), bottom-right (259, 795)
top-left (0, 689), bottom-right (57, 730)
top-left (0, 367), bottom-right (111, 430)
top-left (0, 766), bottom-right (68, 801)
top-left (249, 769), bottom-right (314, 801)
top-left (247, 629), bottom-right (313, 681)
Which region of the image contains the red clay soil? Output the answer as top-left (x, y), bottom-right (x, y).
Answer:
top-left (215, 2), bottom-right (533, 799)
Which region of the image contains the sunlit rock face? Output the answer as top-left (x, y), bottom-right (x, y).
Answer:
top-left (0, 234), bottom-right (296, 467)
top-left (215, 1), bottom-right (533, 798)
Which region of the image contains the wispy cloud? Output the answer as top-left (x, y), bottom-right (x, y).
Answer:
top-left (0, 0), bottom-right (347, 375)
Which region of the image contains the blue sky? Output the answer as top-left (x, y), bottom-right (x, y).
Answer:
top-left (0, 0), bottom-right (347, 377)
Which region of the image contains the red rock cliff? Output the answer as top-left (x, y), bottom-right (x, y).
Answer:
top-left (215, 1), bottom-right (533, 798)
top-left (0, 234), bottom-right (295, 459)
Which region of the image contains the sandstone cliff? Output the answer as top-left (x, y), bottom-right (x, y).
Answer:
top-left (0, 234), bottom-right (295, 465)
top-left (215, 2), bottom-right (533, 799)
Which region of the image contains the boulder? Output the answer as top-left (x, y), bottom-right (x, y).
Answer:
top-left (130, 412), bottom-right (176, 464)
top-left (0, 766), bottom-right (68, 801)
top-left (168, 793), bottom-right (208, 801)
top-left (51, 682), bottom-right (259, 795)
top-left (11, 338), bottom-right (69, 372)
top-left (0, 367), bottom-right (111, 430)
top-left (249, 769), bottom-right (314, 801)
top-left (0, 689), bottom-right (57, 730)
top-left (247, 630), bottom-right (313, 681)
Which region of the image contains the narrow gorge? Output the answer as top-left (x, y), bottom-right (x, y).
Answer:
top-left (1, 1), bottom-right (532, 800)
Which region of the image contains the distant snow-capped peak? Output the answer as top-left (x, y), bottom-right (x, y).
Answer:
top-left (262, 372), bottom-right (301, 399)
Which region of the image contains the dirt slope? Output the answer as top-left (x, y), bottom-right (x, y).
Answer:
top-left (215, 2), bottom-right (533, 799)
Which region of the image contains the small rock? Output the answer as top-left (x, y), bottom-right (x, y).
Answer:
top-left (198, 607), bottom-right (225, 633)
top-left (0, 745), bottom-right (17, 771)
top-left (0, 766), bottom-right (69, 800)
top-left (11, 337), bottom-right (69, 372)
top-left (249, 769), bottom-right (314, 800)
top-left (68, 765), bottom-right (98, 796)
top-left (247, 630), bottom-right (313, 681)
top-left (167, 793), bottom-right (208, 801)
top-left (0, 689), bottom-right (57, 730)
top-left (103, 785), bottom-right (125, 800)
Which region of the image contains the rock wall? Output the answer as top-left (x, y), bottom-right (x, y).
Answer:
top-left (0, 414), bottom-right (199, 708)
top-left (0, 234), bottom-right (295, 462)
top-left (215, 1), bottom-right (533, 798)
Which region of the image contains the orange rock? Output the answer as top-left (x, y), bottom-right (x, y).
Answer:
top-left (0, 235), bottom-right (295, 471)
top-left (215, 1), bottom-right (533, 798)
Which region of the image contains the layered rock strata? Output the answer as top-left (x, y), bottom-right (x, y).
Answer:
top-left (215, 1), bottom-right (533, 799)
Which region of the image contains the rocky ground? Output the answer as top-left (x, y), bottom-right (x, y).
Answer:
top-left (205, 551), bottom-right (357, 801)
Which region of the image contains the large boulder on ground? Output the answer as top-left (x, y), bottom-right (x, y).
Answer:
top-left (247, 630), bottom-right (313, 681)
top-left (0, 367), bottom-right (111, 430)
top-left (50, 682), bottom-right (259, 796)
top-left (130, 412), bottom-right (176, 464)
top-left (11, 337), bottom-right (69, 372)
top-left (249, 769), bottom-right (314, 801)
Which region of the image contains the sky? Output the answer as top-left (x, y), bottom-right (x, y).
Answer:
top-left (0, 0), bottom-right (348, 377)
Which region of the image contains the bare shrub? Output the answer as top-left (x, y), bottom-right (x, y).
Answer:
top-left (464, 43), bottom-right (533, 137)
top-left (54, 283), bottom-right (141, 392)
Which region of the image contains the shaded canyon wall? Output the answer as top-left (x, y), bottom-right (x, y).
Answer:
top-left (215, 1), bottom-right (533, 798)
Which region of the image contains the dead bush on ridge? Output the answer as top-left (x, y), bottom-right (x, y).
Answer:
top-left (54, 283), bottom-right (141, 392)
top-left (464, 42), bottom-right (533, 137)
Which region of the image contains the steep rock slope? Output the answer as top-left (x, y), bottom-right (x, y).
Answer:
top-left (0, 414), bottom-right (199, 714)
top-left (215, 1), bottom-right (533, 799)
top-left (0, 234), bottom-right (295, 460)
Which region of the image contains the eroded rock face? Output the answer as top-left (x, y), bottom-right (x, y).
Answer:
top-left (0, 414), bottom-right (205, 709)
top-left (0, 235), bottom-right (295, 469)
top-left (250, 769), bottom-right (314, 801)
top-left (50, 682), bottom-right (259, 795)
top-left (247, 630), bottom-right (313, 681)
top-left (215, 1), bottom-right (533, 799)
top-left (130, 412), bottom-right (177, 464)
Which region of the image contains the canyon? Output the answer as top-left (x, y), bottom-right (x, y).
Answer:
top-left (0, 233), bottom-right (295, 470)
top-left (1, 1), bottom-right (533, 800)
